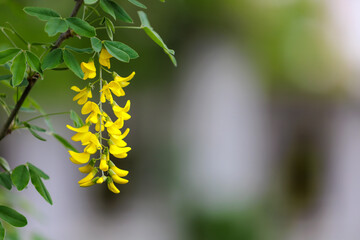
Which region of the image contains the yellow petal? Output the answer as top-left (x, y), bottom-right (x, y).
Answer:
top-left (66, 125), bottom-right (89, 133)
top-left (79, 180), bottom-right (96, 187)
top-left (112, 174), bottom-right (128, 184)
top-left (78, 169), bottom-right (97, 184)
top-left (100, 159), bottom-right (109, 171)
top-left (71, 86), bottom-right (81, 92)
top-left (107, 181), bottom-right (120, 194)
top-left (78, 164), bottom-right (93, 173)
top-left (69, 151), bottom-right (90, 164)
top-left (81, 101), bottom-right (93, 114)
top-left (114, 71), bottom-right (135, 82)
top-left (111, 166), bottom-right (128, 177)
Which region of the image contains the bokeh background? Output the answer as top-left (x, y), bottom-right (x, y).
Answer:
top-left (1, 0), bottom-right (360, 239)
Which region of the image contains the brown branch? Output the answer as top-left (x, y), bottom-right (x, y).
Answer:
top-left (0, 0), bottom-right (84, 141)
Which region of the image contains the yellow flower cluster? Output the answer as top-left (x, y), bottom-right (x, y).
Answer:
top-left (67, 48), bottom-right (135, 194)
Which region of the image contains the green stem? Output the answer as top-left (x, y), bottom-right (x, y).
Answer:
top-left (25, 112), bottom-right (70, 123)
top-left (0, 28), bottom-right (16, 47)
top-left (96, 26), bottom-right (142, 30)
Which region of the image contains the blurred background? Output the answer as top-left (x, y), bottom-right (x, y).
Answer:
top-left (1, 0), bottom-right (360, 239)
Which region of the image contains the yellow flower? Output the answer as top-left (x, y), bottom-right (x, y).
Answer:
top-left (82, 132), bottom-right (102, 154)
top-left (109, 161), bottom-right (128, 177)
top-left (79, 179), bottom-right (97, 187)
top-left (71, 86), bottom-right (92, 105)
top-left (82, 101), bottom-right (101, 124)
top-left (109, 144), bottom-right (131, 159)
top-left (78, 163), bottom-right (93, 173)
top-left (68, 151), bottom-right (90, 164)
top-left (107, 179), bottom-right (120, 194)
top-left (99, 48), bottom-right (112, 69)
top-left (112, 100), bottom-right (131, 124)
top-left (78, 168), bottom-right (98, 185)
top-left (109, 128), bottom-right (129, 147)
top-left (96, 176), bottom-right (107, 184)
top-left (109, 169), bottom-right (128, 184)
top-left (114, 71), bottom-right (135, 88)
top-left (81, 61), bottom-right (96, 80)
top-left (95, 111), bottom-right (107, 132)
top-left (66, 125), bottom-right (90, 143)
top-left (100, 81), bottom-right (124, 104)
top-left (99, 153), bottom-right (109, 171)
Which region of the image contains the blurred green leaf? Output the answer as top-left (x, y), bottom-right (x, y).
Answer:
top-left (25, 52), bottom-right (42, 76)
top-left (0, 75), bottom-right (12, 81)
top-left (0, 49), bottom-right (21, 65)
top-left (110, 1), bottom-right (133, 23)
top-left (45, 18), bottom-right (68, 37)
top-left (90, 37), bottom-right (102, 52)
top-left (0, 206), bottom-right (27, 227)
top-left (11, 165), bottom-right (30, 191)
top-left (64, 45), bottom-right (93, 54)
top-left (70, 110), bottom-right (84, 127)
top-left (52, 133), bottom-right (78, 152)
top-left (63, 49), bottom-right (84, 79)
top-left (0, 221), bottom-right (5, 240)
top-left (104, 40), bottom-right (138, 59)
top-left (26, 125), bottom-right (46, 141)
top-left (0, 173), bottom-right (12, 190)
top-left (128, 0), bottom-right (147, 9)
top-left (0, 157), bottom-right (10, 172)
top-left (27, 163), bottom-right (49, 180)
top-left (100, 0), bottom-right (116, 19)
top-left (42, 49), bottom-right (63, 70)
top-left (104, 41), bottom-right (129, 62)
top-left (105, 17), bottom-right (114, 40)
top-left (23, 7), bottom-right (60, 21)
top-left (29, 168), bottom-right (53, 205)
top-left (66, 17), bottom-right (96, 38)
top-left (85, 0), bottom-right (98, 4)
top-left (10, 52), bottom-right (26, 87)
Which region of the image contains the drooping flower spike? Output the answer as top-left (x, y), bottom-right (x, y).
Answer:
top-left (68, 48), bottom-right (134, 194)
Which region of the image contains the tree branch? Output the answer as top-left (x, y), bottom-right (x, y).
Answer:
top-left (0, 0), bottom-right (84, 141)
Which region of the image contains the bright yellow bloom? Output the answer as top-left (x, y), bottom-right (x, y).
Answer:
top-left (71, 86), bottom-right (92, 105)
top-left (114, 71), bottom-right (135, 88)
top-left (107, 179), bottom-right (120, 194)
top-left (99, 153), bottom-right (109, 171)
top-left (96, 176), bottom-right (107, 184)
top-left (109, 161), bottom-right (128, 177)
top-left (66, 125), bottom-right (90, 143)
top-left (100, 81), bottom-right (124, 104)
top-left (109, 169), bottom-right (128, 184)
top-left (81, 61), bottom-right (96, 80)
top-left (79, 180), bottom-right (96, 187)
top-left (82, 133), bottom-right (102, 154)
top-left (69, 151), bottom-right (90, 164)
top-left (95, 111), bottom-right (108, 132)
top-left (112, 100), bottom-right (131, 124)
top-left (78, 163), bottom-right (93, 173)
top-left (78, 168), bottom-right (98, 184)
top-left (82, 101), bottom-right (101, 124)
top-left (109, 144), bottom-right (131, 159)
top-left (109, 128), bottom-right (129, 147)
top-left (99, 48), bottom-right (112, 69)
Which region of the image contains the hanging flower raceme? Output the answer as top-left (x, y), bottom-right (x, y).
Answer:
top-left (67, 46), bottom-right (134, 194)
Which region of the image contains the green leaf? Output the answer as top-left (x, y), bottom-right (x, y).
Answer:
top-left (0, 206), bottom-right (27, 227)
top-left (110, 1), bottom-right (133, 23)
top-left (100, 0), bottom-right (116, 19)
top-left (0, 49), bottom-right (21, 64)
top-left (11, 165), bottom-right (30, 191)
top-left (64, 45), bottom-right (93, 54)
top-left (27, 163), bottom-right (49, 180)
top-left (0, 75), bottom-right (11, 81)
top-left (0, 221), bottom-right (5, 240)
top-left (105, 18), bottom-right (114, 40)
top-left (25, 52), bottom-right (42, 75)
top-left (29, 124), bottom-right (46, 132)
top-left (44, 18), bottom-right (68, 37)
top-left (28, 128), bottom-right (46, 141)
top-left (10, 52), bottom-right (26, 87)
top-left (29, 168), bottom-right (53, 205)
top-left (65, 17), bottom-right (96, 38)
top-left (90, 37), bottom-right (102, 52)
top-left (128, 0), bottom-right (147, 9)
top-left (0, 157), bottom-right (10, 172)
top-left (52, 133), bottom-right (78, 152)
top-left (84, 0), bottom-right (98, 4)
top-left (138, 11), bottom-right (177, 66)
top-left (63, 50), bottom-right (84, 79)
top-left (70, 110), bottom-right (84, 127)
top-left (104, 40), bottom-right (138, 59)
top-left (23, 7), bottom-right (60, 21)
top-left (42, 49), bottom-right (63, 70)
top-left (0, 173), bottom-right (12, 190)
top-left (103, 41), bottom-right (130, 63)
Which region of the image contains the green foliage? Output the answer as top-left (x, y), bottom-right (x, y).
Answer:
top-left (85, 0), bottom-right (98, 5)
top-left (0, 157), bottom-right (10, 172)
top-left (104, 40), bottom-right (138, 59)
top-left (23, 7), bottom-right (60, 21)
top-left (0, 49), bottom-right (21, 65)
top-left (25, 52), bottom-right (42, 76)
top-left (128, 0), bottom-right (147, 9)
top-left (0, 206), bottom-right (27, 227)
top-left (11, 165), bottom-right (30, 191)
top-left (90, 37), bottom-right (102, 52)
top-left (52, 133), bottom-right (78, 152)
top-left (65, 17), bottom-right (96, 38)
top-left (41, 48), bottom-right (63, 70)
top-left (0, 173), bottom-right (12, 190)
top-left (0, 221), bottom-right (5, 240)
top-left (27, 163), bottom-right (49, 180)
top-left (45, 18), bottom-right (68, 37)
top-left (70, 110), bottom-right (84, 127)
top-left (63, 49), bottom-right (84, 78)
top-left (10, 52), bottom-right (26, 87)
top-left (29, 167), bottom-right (52, 205)
top-left (64, 45), bottom-right (93, 54)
